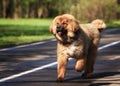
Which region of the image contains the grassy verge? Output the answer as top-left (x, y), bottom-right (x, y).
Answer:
top-left (0, 19), bottom-right (53, 48)
top-left (0, 19), bottom-right (120, 48)
top-left (107, 21), bottom-right (120, 28)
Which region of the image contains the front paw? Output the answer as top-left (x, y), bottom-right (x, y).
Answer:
top-left (81, 72), bottom-right (93, 78)
top-left (56, 78), bottom-right (64, 82)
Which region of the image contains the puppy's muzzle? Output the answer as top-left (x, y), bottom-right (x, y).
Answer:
top-left (56, 25), bottom-right (67, 36)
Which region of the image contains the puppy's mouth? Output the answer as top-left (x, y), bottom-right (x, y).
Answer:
top-left (56, 26), bottom-right (67, 36)
top-left (57, 32), bottom-right (62, 36)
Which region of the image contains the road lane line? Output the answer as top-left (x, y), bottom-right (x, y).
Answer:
top-left (0, 39), bottom-right (56, 52)
top-left (98, 40), bottom-right (120, 50)
top-left (0, 62), bottom-right (57, 82)
top-left (0, 40), bottom-right (120, 83)
top-left (109, 56), bottom-right (120, 60)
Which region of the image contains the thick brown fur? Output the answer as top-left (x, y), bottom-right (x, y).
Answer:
top-left (49, 14), bottom-right (106, 82)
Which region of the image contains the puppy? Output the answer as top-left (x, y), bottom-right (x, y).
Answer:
top-left (49, 14), bottom-right (106, 82)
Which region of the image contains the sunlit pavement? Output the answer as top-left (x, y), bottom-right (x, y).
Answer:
top-left (0, 28), bottom-right (120, 86)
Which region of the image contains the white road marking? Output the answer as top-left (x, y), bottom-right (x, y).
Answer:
top-left (98, 41), bottom-right (120, 50)
top-left (0, 62), bottom-right (57, 82)
top-left (109, 56), bottom-right (120, 60)
top-left (0, 40), bottom-right (120, 83)
top-left (0, 39), bottom-right (56, 52)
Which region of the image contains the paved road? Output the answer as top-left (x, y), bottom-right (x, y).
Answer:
top-left (0, 28), bottom-right (120, 86)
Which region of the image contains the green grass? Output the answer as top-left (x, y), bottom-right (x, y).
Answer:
top-left (107, 21), bottom-right (120, 28)
top-left (0, 19), bottom-right (53, 48)
top-left (0, 19), bottom-right (120, 48)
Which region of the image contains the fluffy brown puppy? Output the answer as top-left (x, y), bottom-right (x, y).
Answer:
top-left (50, 14), bottom-right (106, 82)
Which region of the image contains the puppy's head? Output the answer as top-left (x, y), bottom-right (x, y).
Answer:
top-left (50, 14), bottom-right (80, 44)
top-left (91, 19), bottom-right (106, 32)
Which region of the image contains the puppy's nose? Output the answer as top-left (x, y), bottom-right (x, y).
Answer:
top-left (56, 25), bottom-right (63, 32)
top-left (57, 25), bottom-right (61, 29)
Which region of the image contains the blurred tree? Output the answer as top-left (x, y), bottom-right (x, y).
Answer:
top-left (0, 0), bottom-right (2, 17)
top-left (116, 0), bottom-right (120, 19)
top-left (67, 0), bottom-right (118, 22)
top-left (2, 0), bottom-right (8, 18)
top-left (1, 0), bottom-right (20, 18)
top-left (13, 0), bottom-right (21, 19)
top-left (4, 0), bottom-right (14, 18)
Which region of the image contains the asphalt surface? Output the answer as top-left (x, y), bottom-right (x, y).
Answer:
top-left (0, 28), bottom-right (120, 86)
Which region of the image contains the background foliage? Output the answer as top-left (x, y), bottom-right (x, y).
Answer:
top-left (0, 0), bottom-right (120, 22)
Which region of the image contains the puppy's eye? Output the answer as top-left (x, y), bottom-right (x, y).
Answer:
top-left (56, 23), bottom-right (59, 25)
top-left (70, 37), bottom-right (75, 39)
top-left (63, 22), bottom-right (67, 25)
top-left (62, 22), bottom-right (67, 27)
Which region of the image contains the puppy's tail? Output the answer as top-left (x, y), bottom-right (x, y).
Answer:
top-left (91, 19), bottom-right (106, 32)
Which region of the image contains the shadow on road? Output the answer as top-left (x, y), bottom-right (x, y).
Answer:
top-left (65, 72), bottom-right (120, 82)
top-left (0, 72), bottom-right (119, 86)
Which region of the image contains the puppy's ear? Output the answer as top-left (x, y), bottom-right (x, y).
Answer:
top-left (67, 20), bottom-right (80, 37)
top-left (49, 18), bottom-right (57, 35)
top-left (50, 23), bottom-right (57, 35)
top-left (49, 23), bottom-right (54, 34)
top-left (49, 16), bottom-right (61, 35)
top-left (92, 19), bottom-right (106, 32)
top-left (71, 20), bottom-right (80, 32)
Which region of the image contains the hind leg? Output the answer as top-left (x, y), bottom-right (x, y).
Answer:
top-left (83, 47), bottom-right (98, 78)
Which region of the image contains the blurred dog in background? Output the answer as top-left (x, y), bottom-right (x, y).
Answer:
top-left (50, 14), bottom-right (106, 82)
